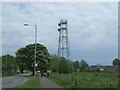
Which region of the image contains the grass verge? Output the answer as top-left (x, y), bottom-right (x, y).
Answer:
top-left (2, 72), bottom-right (20, 77)
top-left (14, 75), bottom-right (40, 88)
top-left (48, 72), bottom-right (118, 88)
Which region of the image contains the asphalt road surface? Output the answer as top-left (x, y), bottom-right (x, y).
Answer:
top-left (40, 77), bottom-right (63, 88)
top-left (2, 73), bottom-right (31, 88)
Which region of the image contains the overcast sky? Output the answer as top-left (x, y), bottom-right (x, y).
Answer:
top-left (2, 2), bottom-right (118, 65)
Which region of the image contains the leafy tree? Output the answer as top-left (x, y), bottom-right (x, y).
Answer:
top-left (73, 61), bottom-right (80, 70)
top-left (113, 58), bottom-right (120, 66)
top-left (49, 55), bottom-right (58, 72)
top-left (49, 55), bottom-right (73, 73)
top-left (1, 54), bottom-right (17, 75)
top-left (15, 43), bottom-right (51, 74)
top-left (79, 59), bottom-right (89, 71)
top-left (58, 57), bottom-right (72, 73)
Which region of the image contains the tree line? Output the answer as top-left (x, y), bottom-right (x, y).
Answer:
top-left (1, 43), bottom-right (120, 76)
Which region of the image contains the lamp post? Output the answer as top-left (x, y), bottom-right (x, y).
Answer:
top-left (24, 24), bottom-right (37, 78)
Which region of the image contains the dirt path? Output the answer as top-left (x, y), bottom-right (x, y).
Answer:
top-left (40, 77), bottom-right (63, 88)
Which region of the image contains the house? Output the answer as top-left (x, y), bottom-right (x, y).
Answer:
top-left (87, 65), bottom-right (120, 72)
top-left (104, 66), bottom-right (120, 72)
top-left (74, 69), bottom-right (80, 72)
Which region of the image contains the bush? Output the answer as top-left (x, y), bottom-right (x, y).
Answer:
top-left (58, 58), bottom-right (72, 73)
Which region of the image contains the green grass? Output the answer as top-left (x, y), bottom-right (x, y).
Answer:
top-left (14, 75), bottom-right (40, 88)
top-left (2, 72), bottom-right (20, 77)
top-left (48, 72), bottom-right (118, 88)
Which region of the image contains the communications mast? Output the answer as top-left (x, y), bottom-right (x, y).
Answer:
top-left (57, 19), bottom-right (70, 61)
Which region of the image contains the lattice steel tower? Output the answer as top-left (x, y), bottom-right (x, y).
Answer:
top-left (57, 19), bottom-right (70, 61)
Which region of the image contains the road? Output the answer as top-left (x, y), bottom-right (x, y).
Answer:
top-left (2, 73), bottom-right (31, 88)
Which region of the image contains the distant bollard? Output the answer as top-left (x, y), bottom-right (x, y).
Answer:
top-left (109, 82), bottom-right (113, 88)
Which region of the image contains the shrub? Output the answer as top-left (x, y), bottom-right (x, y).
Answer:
top-left (58, 58), bottom-right (72, 73)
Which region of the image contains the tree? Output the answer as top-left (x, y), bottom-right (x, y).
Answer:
top-left (15, 43), bottom-right (51, 74)
top-left (113, 58), bottom-right (120, 66)
top-left (58, 57), bottom-right (72, 73)
top-left (49, 55), bottom-right (58, 72)
top-left (73, 61), bottom-right (80, 70)
top-left (1, 54), bottom-right (17, 75)
top-left (49, 55), bottom-right (73, 73)
top-left (79, 59), bottom-right (89, 71)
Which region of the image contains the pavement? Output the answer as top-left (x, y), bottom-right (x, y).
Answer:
top-left (2, 73), bottom-right (31, 88)
top-left (40, 77), bottom-right (63, 88)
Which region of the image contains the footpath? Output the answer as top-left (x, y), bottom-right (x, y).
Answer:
top-left (40, 77), bottom-right (63, 88)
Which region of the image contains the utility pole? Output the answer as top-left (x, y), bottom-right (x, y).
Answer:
top-left (24, 24), bottom-right (38, 78)
top-left (34, 25), bottom-right (37, 77)
top-left (6, 54), bottom-right (8, 74)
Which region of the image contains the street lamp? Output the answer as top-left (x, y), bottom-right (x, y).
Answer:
top-left (24, 23), bottom-right (37, 78)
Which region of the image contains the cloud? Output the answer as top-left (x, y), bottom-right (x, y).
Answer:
top-left (2, 2), bottom-right (118, 65)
